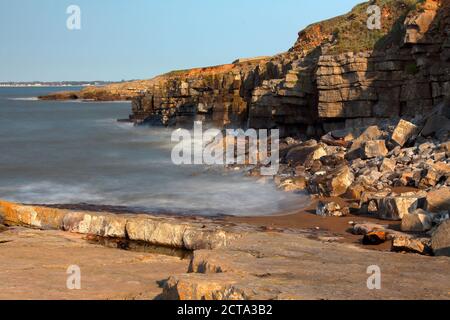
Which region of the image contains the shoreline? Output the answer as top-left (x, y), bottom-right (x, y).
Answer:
top-left (1, 199), bottom-right (449, 300)
top-left (2, 196), bottom-right (397, 253)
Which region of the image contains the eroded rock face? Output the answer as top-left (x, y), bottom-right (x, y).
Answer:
top-left (39, 1), bottom-right (450, 138)
top-left (426, 187), bottom-right (450, 212)
top-left (0, 201), bottom-right (240, 250)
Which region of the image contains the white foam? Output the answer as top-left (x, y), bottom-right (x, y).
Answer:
top-left (7, 97), bottom-right (39, 101)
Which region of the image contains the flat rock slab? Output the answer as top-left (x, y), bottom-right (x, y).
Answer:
top-left (0, 227), bottom-right (188, 300)
top-left (163, 232), bottom-right (450, 300)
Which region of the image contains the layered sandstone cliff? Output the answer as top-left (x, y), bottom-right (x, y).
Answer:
top-left (127, 0), bottom-right (450, 136)
top-left (41, 0), bottom-right (450, 137)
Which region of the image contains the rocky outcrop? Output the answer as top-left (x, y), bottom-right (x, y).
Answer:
top-left (0, 200), bottom-right (241, 250)
top-left (160, 232), bottom-right (450, 300)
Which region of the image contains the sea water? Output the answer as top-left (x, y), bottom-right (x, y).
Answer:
top-left (0, 87), bottom-right (309, 216)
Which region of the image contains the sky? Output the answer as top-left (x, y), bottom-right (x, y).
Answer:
top-left (0, 0), bottom-right (363, 82)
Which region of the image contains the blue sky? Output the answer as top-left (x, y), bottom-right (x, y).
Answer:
top-left (0, 0), bottom-right (363, 82)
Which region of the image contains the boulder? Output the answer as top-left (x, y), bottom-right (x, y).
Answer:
top-left (346, 126), bottom-right (384, 160)
top-left (380, 158), bottom-right (396, 172)
top-left (362, 140), bottom-right (388, 159)
top-left (63, 212), bottom-right (128, 238)
top-left (418, 168), bottom-right (442, 188)
top-left (421, 114), bottom-right (450, 137)
top-left (432, 220), bottom-right (450, 257)
top-left (285, 144), bottom-right (327, 167)
top-left (351, 223), bottom-right (389, 236)
top-left (308, 165), bottom-right (354, 197)
top-left (328, 165), bottom-right (355, 197)
top-left (426, 187), bottom-right (450, 213)
top-left (347, 184), bottom-right (367, 200)
top-left (391, 119), bottom-right (419, 147)
top-left (401, 209), bottom-right (433, 232)
top-left (376, 195), bottom-right (423, 220)
top-left (392, 236), bottom-right (432, 255)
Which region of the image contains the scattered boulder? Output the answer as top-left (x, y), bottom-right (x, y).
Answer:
top-left (376, 195), bottom-right (424, 221)
top-left (316, 201), bottom-right (348, 217)
top-left (380, 158), bottom-right (396, 172)
top-left (392, 236), bottom-right (432, 255)
top-left (328, 165), bottom-right (355, 197)
top-left (321, 132), bottom-right (351, 148)
top-left (391, 119), bottom-right (419, 147)
top-left (418, 167), bottom-right (442, 188)
top-left (426, 187), bottom-right (450, 213)
top-left (363, 231), bottom-right (387, 245)
top-left (351, 222), bottom-right (389, 236)
top-left (285, 144), bottom-right (327, 167)
top-left (431, 220), bottom-right (450, 257)
top-left (401, 209), bottom-right (433, 232)
top-left (362, 140), bottom-right (389, 159)
top-left (308, 165), bottom-right (354, 197)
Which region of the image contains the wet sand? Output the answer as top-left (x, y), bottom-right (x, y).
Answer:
top-left (225, 197), bottom-right (400, 252)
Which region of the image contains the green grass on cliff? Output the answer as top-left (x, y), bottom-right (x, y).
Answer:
top-left (302, 0), bottom-right (423, 54)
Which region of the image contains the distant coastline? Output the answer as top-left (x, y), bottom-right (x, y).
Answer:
top-left (0, 81), bottom-right (122, 88)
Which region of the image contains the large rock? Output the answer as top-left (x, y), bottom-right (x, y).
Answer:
top-left (401, 209), bottom-right (433, 232)
top-left (376, 195), bottom-right (423, 221)
top-left (63, 212), bottom-right (128, 238)
top-left (285, 144), bottom-right (327, 167)
top-left (380, 158), bottom-right (397, 172)
top-left (346, 126), bottom-right (384, 160)
top-left (431, 220), bottom-right (450, 257)
top-left (391, 119), bottom-right (419, 147)
top-left (426, 187), bottom-right (450, 213)
top-left (421, 114), bottom-right (450, 137)
top-left (316, 201), bottom-right (348, 217)
top-left (327, 165), bottom-right (355, 197)
top-left (362, 140), bottom-right (388, 159)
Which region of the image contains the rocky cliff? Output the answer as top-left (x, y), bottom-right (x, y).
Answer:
top-left (41, 0), bottom-right (450, 137)
top-left (128, 0), bottom-right (450, 136)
